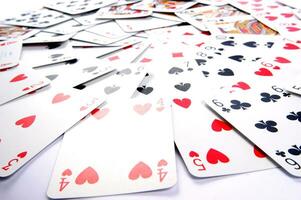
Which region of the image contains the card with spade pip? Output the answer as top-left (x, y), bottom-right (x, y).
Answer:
top-left (0, 39), bottom-right (22, 69)
top-left (0, 66), bottom-right (50, 105)
top-left (1, 9), bottom-right (71, 28)
top-left (205, 82), bottom-right (301, 177)
top-left (47, 87), bottom-right (176, 198)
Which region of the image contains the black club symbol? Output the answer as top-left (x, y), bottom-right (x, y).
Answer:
top-left (260, 92), bottom-right (280, 103)
top-left (255, 120), bottom-right (278, 133)
top-left (230, 100), bottom-right (251, 110)
top-left (276, 150), bottom-right (286, 157)
top-left (287, 111), bottom-right (301, 122)
top-left (288, 145), bottom-right (301, 156)
top-left (222, 107), bottom-right (230, 113)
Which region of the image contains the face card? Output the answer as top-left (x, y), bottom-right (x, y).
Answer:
top-left (0, 85), bottom-right (104, 177)
top-left (96, 4), bottom-right (152, 19)
top-left (176, 5), bottom-right (247, 31)
top-left (47, 96), bottom-right (176, 198)
top-left (23, 32), bottom-right (74, 44)
top-left (115, 16), bottom-right (181, 32)
top-left (1, 9), bottom-right (71, 28)
top-left (0, 39), bottom-right (22, 70)
top-left (0, 66), bottom-right (50, 105)
top-left (131, 0), bottom-right (197, 13)
top-left (0, 25), bottom-right (40, 40)
top-left (44, 20), bottom-right (91, 35)
top-left (205, 16), bottom-right (278, 35)
top-left (205, 83), bottom-right (301, 177)
top-left (45, 0), bottom-right (117, 15)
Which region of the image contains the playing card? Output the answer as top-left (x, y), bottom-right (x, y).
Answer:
top-left (205, 82), bottom-right (301, 177)
top-left (284, 74), bottom-right (301, 95)
top-left (114, 0), bottom-right (142, 6)
top-left (0, 39), bottom-right (22, 70)
top-left (176, 5), bottom-right (247, 31)
top-left (0, 85), bottom-right (104, 177)
top-left (1, 9), bottom-right (71, 28)
top-left (0, 66), bottom-right (50, 105)
top-left (45, 0), bottom-right (117, 15)
top-left (205, 16), bottom-right (278, 35)
top-left (47, 95), bottom-right (176, 198)
top-left (73, 12), bottom-right (109, 26)
top-left (44, 20), bottom-right (91, 35)
top-left (96, 4), bottom-right (152, 19)
top-left (277, 0), bottom-right (301, 9)
top-left (131, 0), bottom-right (197, 13)
top-left (116, 16), bottom-right (181, 32)
top-left (23, 32), bottom-right (74, 44)
top-left (72, 31), bottom-right (131, 45)
top-left (197, 0), bottom-right (228, 6)
top-left (0, 25), bottom-right (40, 40)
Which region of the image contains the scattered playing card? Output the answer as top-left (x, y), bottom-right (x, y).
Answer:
top-left (0, 39), bottom-right (22, 69)
top-left (0, 25), bottom-right (40, 40)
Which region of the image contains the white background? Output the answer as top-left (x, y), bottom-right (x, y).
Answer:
top-left (1, 0), bottom-right (301, 199)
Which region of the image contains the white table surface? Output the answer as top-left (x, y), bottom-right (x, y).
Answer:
top-left (1, 1), bottom-right (301, 199)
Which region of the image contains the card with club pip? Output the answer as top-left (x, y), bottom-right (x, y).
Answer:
top-left (96, 4), bottom-right (152, 19)
top-left (0, 39), bottom-right (22, 70)
top-left (0, 85), bottom-right (105, 177)
top-left (205, 82), bottom-right (301, 177)
top-left (0, 25), bottom-right (40, 40)
top-left (131, 0), bottom-right (196, 13)
top-left (45, 0), bottom-right (117, 15)
top-left (1, 9), bottom-right (71, 28)
top-left (116, 16), bottom-right (181, 32)
top-left (0, 66), bottom-right (50, 105)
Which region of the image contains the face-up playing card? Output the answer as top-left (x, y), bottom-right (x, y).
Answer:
top-left (276, 22), bottom-right (301, 43)
top-left (284, 74), bottom-right (301, 96)
top-left (197, 0), bottom-right (228, 6)
top-left (20, 42), bottom-right (77, 68)
top-left (205, 82), bottom-right (301, 177)
top-left (0, 66), bottom-right (50, 105)
top-left (0, 25), bottom-right (40, 40)
top-left (277, 0), bottom-right (301, 9)
top-left (116, 16), bottom-right (182, 32)
top-left (205, 16), bottom-right (278, 35)
top-left (0, 85), bottom-right (104, 177)
top-left (96, 3), bottom-right (152, 19)
top-left (1, 9), bottom-right (71, 28)
top-left (45, 0), bottom-right (117, 15)
top-left (176, 5), bottom-right (247, 31)
top-left (131, 0), bottom-right (197, 13)
top-left (44, 20), bottom-right (91, 35)
top-left (23, 32), bottom-right (74, 44)
top-left (0, 39), bottom-right (22, 70)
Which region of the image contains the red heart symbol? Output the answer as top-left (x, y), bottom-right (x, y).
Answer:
top-left (283, 43), bottom-right (300, 50)
top-left (172, 52), bottom-right (183, 58)
top-left (253, 0), bottom-right (262, 2)
top-left (252, 3), bottom-right (262, 7)
top-left (253, 8), bottom-right (263, 12)
top-left (183, 32), bottom-right (193, 36)
top-left (268, 5), bottom-right (278, 9)
top-left (286, 26), bottom-right (300, 32)
top-left (157, 159), bottom-right (168, 167)
top-left (10, 74), bottom-right (27, 82)
top-left (206, 148), bottom-right (230, 164)
top-left (75, 167), bottom-right (99, 185)
top-left (173, 98), bottom-right (191, 109)
top-left (189, 151), bottom-right (199, 158)
top-left (22, 87), bottom-right (30, 91)
top-left (15, 115), bottom-right (36, 128)
top-left (140, 58), bottom-right (152, 63)
top-left (17, 151), bottom-right (27, 159)
top-left (133, 103), bottom-right (152, 115)
top-left (238, 1), bottom-right (248, 4)
top-left (62, 169), bottom-right (72, 176)
top-left (80, 106), bottom-right (88, 111)
top-left (281, 13), bottom-right (294, 18)
top-left (128, 162), bottom-right (152, 180)
top-left (273, 66), bottom-right (280, 70)
top-left (211, 119), bottom-right (232, 132)
top-left (91, 108), bottom-right (109, 119)
top-left (254, 146), bottom-right (266, 158)
top-left (265, 16), bottom-right (277, 21)
top-left (232, 81), bottom-right (250, 90)
top-left (274, 56), bottom-right (291, 63)
top-left (255, 68), bottom-right (273, 76)
top-left (52, 93), bottom-right (70, 104)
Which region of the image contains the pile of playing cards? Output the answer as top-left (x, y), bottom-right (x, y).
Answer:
top-left (0, 0), bottom-right (300, 198)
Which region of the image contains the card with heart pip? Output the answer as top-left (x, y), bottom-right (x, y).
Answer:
top-left (205, 83), bottom-right (301, 177)
top-left (45, 0), bottom-right (117, 15)
top-left (1, 9), bottom-right (71, 28)
top-left (96, 4), bottom-right (152, 19)
top-left (0, 66), bottom-right (50, 105)
top-left (0, 39), bottom-right (22, 69)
